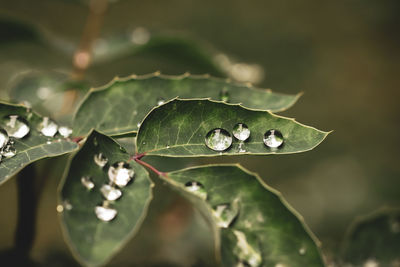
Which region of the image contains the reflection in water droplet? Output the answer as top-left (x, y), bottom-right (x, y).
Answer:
top-left (219, 88), bottom-right (230, 102)
top-left (100, 184), bottom-right (122, 201)
top-left (299, 247), bottom-right (306, 255)
top-left (0, 128), bottom-right (9, 149)
top-left (263, 129), bottom-right (284, 148)
top-left (2, 145), bottom-right (16, 158)
top-left (233, 123), bottom-right (250, 141)
top-left (185, 181), bottom-right (207, 199)
top-left (212, 199), bottom-right (240, 228)
top-left (156, 97), bottom-right (165, 106)
top-left (205, 128), bottom-right (232, 152)
top-left (2, 115), bottom-right (30, 139)
top-left (233, 230), bottom-right (262, 267)
top-left (58, 126), bottom-right (73, 138)
top-left (81, 176), bottom-right (95, 190)
top-left (94, 153), bottom-right (108, 168)
top-left (95, 202), bottom-right (117, 222)
top-left (38, 117), bottom-right (58, 137)
top-left (108, 162), bottom-right (135, 187)
top-left (238, 142), bottom-right (246, 153)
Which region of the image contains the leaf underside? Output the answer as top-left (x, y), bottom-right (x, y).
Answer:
top-left (0, 102), bottom-right (78, 184)
top-left (137, 99), bottom-right (328, 157)
top-left (341, 208), bottom-right (400, 266)
top-left (59, 131), bottom-right (153, 266)
top-left (164, 165), bottom-right (324, 266)
top-left (73, 75), bottom-right (300, 136)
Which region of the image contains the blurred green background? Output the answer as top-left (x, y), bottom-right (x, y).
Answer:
top-left (0, 0), bottom-right (399, 266)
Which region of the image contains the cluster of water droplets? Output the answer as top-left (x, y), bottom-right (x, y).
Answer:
top-left (0, 115), bottom-right (31, 161)
top-left (205, 120), bottom-right (284, 153)
top-left (72, 141), bottom-right (136, 222)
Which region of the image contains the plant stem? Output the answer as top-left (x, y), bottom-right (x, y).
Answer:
top-left (15, 164), bottom-right (37, 257)
top-left (134, 157), bottom-right (167, 177)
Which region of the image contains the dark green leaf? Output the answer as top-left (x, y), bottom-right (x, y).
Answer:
top-left (0, 102), bottom-right (78, 184)
top-left (59, 131), bottom-right (153, 266)
top-left (73, 75), bottom-right (301, 136)
top-left (137, 99), bottom-right (328, 157)
top-left (341, 208), bottom-right (400, 266)
top-left (163, 165), bottom-right (324, 266)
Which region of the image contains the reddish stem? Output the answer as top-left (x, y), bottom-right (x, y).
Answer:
top-left (72, 136), bottom-right (83, 143)
top-left (134, 158), bottom-right (167, 177)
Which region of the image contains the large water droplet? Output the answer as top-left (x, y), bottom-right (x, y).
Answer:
top-left (219, 88), bottom-right (230, 102)
top-left (0, 128), bottom-right (9, 149)
top-left (81, 176), bottom-right (95, 190)
top-left (58, 126), bottom-right (72, 138)
top-left (108, 162), bottom-right (135, 187)
top-left (205, 128), bottom-right (232, 152)
top-left (2, 145), bottom-right (16, 158)
top-left (212, 199), bottom-right (240, 228)
top-left (233, 230), bottom-right (262, 267)
top-left (100, 184), bottom-right (122, 201)
top-left (2, 115), bottom-right (30, 139)
top-left (156, 97), bottom-right (165, 106)
top-left (185, 181), bottom-right (207, 199)
top-left (94, 153), bottom-right (108, 168)
top-left (263, 129), bottom-right (284, 148)
top-left (233, 123), bottom-right (250, 141)
top-left (38, 117), bottom-right (58, 137)
top-left (95, 202), bottom-right (117, 221)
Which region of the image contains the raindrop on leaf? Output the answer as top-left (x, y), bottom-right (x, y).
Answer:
top-left (205, 128), bottom-right (232, 152)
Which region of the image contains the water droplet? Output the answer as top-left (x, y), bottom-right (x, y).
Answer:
top-left (63, 200), bottom-right (72, 211)
top-left (299, 246), bottom-right (307, 255)
top-left (263, 129), bottom-right (284, 148)
top-left (137, 123), bottom-right (141, 128)
top-left (130, 27), bottom-right (150, 45)
top-left (37, 86), bottom-right (51, 100)
top-left (233, 123), bottom-right (250, 141)
top-left (2, 115), bottom-right (30, 139)
top-left (238, 142), bottom-right (246, 153)
top-left (56, 204), bottom-right (64, 213)
top-left (0, 128), bottom-right (9, 149)
top-left (2, 145), bottom-right (16, 158)
top-left (100, 184), bottom-right (122, 201)
top-left (108, 162), bottom-right (135, 187)
top-left (219, 88), bottom-right (230, 102)
top-left (81, 176), bottom-right (95, 190)
top-left (185, 181), bottom-right (207, 199)
top-left (233, 230), bottom-right (262, 267)
top-left (95, 202), bottom-right (117, 221)
top-left (212, 199), bottom-right (240, 228)
top-left (205, 128), bottom-right (232, 152)
top-left (94, 153), bottom-right (108, 168)
top-left (46, 140), bottom-right (52, 144)
top-left (38, 117), bottom-right (58, 137)
top-left (156, 97), bottom-right (165, 106)
top-left (58, 126), bottom-right (73, 138)
top-left (166, 145), bottom-right (170, 149)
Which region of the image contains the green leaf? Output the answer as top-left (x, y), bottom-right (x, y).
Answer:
top-left (341, 208), bottom-right (400, 266)
top-left (137, 99), bottom-right (328, 157)
top-left (0, 102), bottom-right (78, 184)
top-left (162, 164), bottom-right (324, 266)
top-left (59, 131), bottom-right (153, 266)
top-left (73, 75), bottom-right (301, 136)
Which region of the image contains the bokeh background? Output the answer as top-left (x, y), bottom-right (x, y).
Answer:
top-left (0, 0), bottom-right (399, 266)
